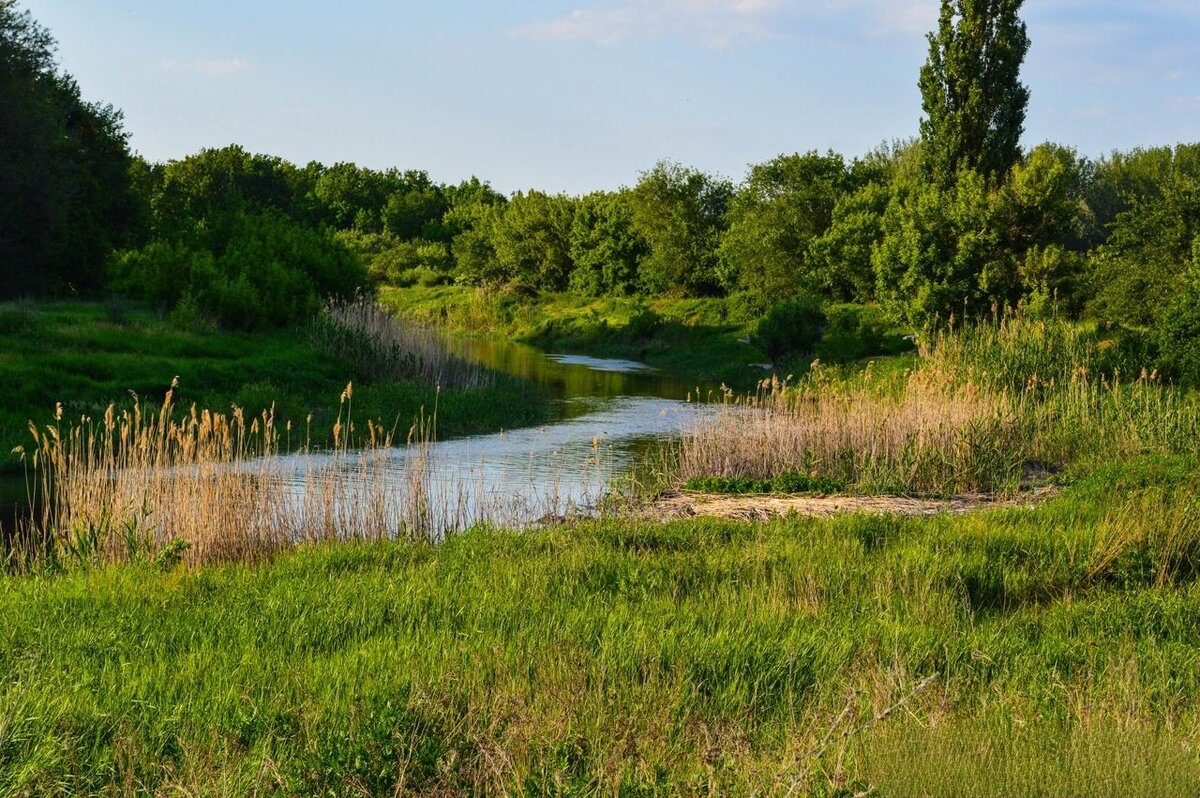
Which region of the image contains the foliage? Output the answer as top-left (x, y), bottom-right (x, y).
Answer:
top-left (719, 151), bottom-right (857, 304)
top-left (875, 168), bottom-right (1010, 324)
top-left (630, 161), bottom-right (734, 296)
top-left (568, 191), bottom-right (647, 296)
top-left (919, 0), bottom-right (1030, 184)
top-left (1088, 169), bottom-right (1200, 327)
top-left (1156, 242), bottom-right (1200, 387)
top-left (490, 190), bottom-right (577, 291)
top-left (0, 0), bottom-right (139, 297)
top-left (752, 296), bottom-right (827, 363)
top-left (112, 212), bottom-right (366, 330)
top-left (808, 181), bottom-right (893, 303)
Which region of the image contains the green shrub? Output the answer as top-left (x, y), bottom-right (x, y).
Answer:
top-left (814, 303), bottom-right (887, 363)
top-left (110, 212), bottom-right (367, 330)
top-left (1156, 292), bottom-right (1200, 388)
top-left (752, 296), bottom-right (826, 363)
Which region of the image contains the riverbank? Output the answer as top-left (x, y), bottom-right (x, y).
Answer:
top-left (0, 300), bottom-right (549, 462)
top-left (379, 285), bottom-right (768, 387)
top-left (3, 458), bottom-right (1199, 796)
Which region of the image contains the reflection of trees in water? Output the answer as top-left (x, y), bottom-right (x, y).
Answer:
top-left (445, 337), bottom-right (695, 404)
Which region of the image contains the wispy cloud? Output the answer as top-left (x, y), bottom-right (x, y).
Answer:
top-left (513, 0), bottom-right (943, 48)
top-left (159, 58), bottom-right (249, 77)
top-left (514, 0), bottom-right (787, 48)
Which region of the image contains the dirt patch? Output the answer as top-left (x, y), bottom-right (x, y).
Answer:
top-left (646, 487), bottom-right (1058, 522)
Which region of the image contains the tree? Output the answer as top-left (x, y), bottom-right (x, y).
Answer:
top-left (919, 0), bottom-right (1030, 185)
top-left (718, 152), bottom-right (856, 305)
top-left (0, 0), bottom-right (137, 296)
top-left (874, 169), bottom-right (1012, 324)
top-left (490, 191), bottom-right (577, 291)
top-left (569, 191), bottom-right (647, 297)
top-left (629, 162), bottom-right (733, 296)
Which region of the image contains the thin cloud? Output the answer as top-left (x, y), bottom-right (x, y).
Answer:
top-left (514, 0), bottom-right (786, 48)
top-left (159, 58), bottom-right (249, 77)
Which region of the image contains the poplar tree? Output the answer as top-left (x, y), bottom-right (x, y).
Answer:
top-left (918, 0), bottom-right (1030, 185)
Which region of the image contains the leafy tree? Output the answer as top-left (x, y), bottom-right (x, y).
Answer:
top-left (808, 182), bottom-right (892, 303)
top-left (0, 0), bottom-right (137, 296)
top-left (630, 162), bottom-right (733, 297)
top-left (719, 152), bottom-right (856, 304)
top-left (490, 191), bottom-right (577, 291)
top-left (1156, 238), bottom-right (1200, 386)
top-left (1088, 174), bottom-right (1200, 326)
top-left (919, 0), bottom-right (1030, 185)
top-left (569, 191), bottom-right (647, 296)
top-left (875, 169), bottom-right (1012, 324)
top-left (151, 146), bottom-right (309, 249)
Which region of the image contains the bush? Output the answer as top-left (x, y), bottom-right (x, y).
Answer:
top-left (814, 303), bottom-right (887, 363)
top-left (752, 297), bottom-right (827, 363)
top-left (110, 212), bottom-right (367, 330)
top-left (1156, 274), bottom-right (1200, 387)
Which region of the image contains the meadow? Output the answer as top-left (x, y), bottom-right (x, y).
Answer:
top-left (4, 461), bottom-right (1200, 796)
top-left (5, 309), bottom-right (1200, 795)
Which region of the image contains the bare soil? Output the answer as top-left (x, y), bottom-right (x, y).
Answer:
top-left (646, 487), bottom-right (1058, 522)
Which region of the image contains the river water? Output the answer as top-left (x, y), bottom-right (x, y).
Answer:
top-left (270, 337), bottom-right (710, 532)
top-left (0, 339), bottom-right (711, 536)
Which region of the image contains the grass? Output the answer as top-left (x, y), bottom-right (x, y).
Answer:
top-left (3, 461), bottom-right (1200, 795)
top-left (379, 284), bottom-right (768, 386)
top-left (671, 317), bottom-right (1200, 499)
top-left (0, 299), bottom-right (548, 462)
top-left (5, 313), bottom-right (1200, 794)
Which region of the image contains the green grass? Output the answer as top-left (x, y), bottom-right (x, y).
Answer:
top-left (4, 457), bottom-right (1200, 795)
top-left (0, 300), bottom-right (548, 462)
top-left (684, 473), bottom-right (847, 495)
top-left (380, 285), bottom-right (768, 386)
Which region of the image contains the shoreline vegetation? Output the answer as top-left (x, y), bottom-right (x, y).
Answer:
top-left (0, 298), bottom-right (550, 468)
top-left (6, 311), bottom-right (1200, 793)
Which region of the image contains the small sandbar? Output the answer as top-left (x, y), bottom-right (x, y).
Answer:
top-left (647, 487), bottom-right (1059, 521)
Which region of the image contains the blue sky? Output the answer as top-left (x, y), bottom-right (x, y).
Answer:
top-left (21, 0), bottom-right (1200, 194)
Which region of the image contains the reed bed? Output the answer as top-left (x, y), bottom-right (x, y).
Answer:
top-left (7, 384), bottom-right (600, 570)
top-left (677, 369), bottom-right (1027, 497)
top-left (309, 295), bottom-right (492, 389)
top-left (676, 316), bottom-right (1200, 498)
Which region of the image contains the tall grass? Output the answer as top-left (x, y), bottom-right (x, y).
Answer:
top-left (5, 478), bottom-right (1200, 794)
top-left (309, 295), bottom-right (492, 389)
top-left (677, 369), bottom-right (1027, 496)
top-left (676, 315), bottom-right (1200, 497)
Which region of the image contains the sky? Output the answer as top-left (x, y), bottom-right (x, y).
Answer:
top-left (18, 0), bottom-right (1200, 194)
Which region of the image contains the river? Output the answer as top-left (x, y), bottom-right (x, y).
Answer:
top-left (272, 337), bottom-right (710, 533)
top-left (1, 338), bottom-right (711, 537)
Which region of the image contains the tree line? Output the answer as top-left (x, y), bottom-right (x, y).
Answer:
top-left (2, 0), bottom-right (1198, 380)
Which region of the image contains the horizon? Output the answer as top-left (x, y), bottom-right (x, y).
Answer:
top-left (20, 0), bottom-right (1200, 194)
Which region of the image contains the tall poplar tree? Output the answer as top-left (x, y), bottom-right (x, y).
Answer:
top-left (918, 0), bottom-right (1030, 185)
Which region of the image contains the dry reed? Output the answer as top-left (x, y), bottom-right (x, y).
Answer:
top-left (676, 367), bottom-right (1027, 497)
top-left (8, 379), bottom-right (611, 570)
top-left (310, 295), bottom-right (491, 389)
top-left (9, 384), bottom-right (398, 566)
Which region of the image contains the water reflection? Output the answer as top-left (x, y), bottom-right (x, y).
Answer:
top-left (445, 337), bottom-right (699, 420)
top-left (278, 342), bottom-right (710, 532)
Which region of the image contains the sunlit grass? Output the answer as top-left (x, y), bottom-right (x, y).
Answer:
top-left (3, 470), bottom-right (1200, 794)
